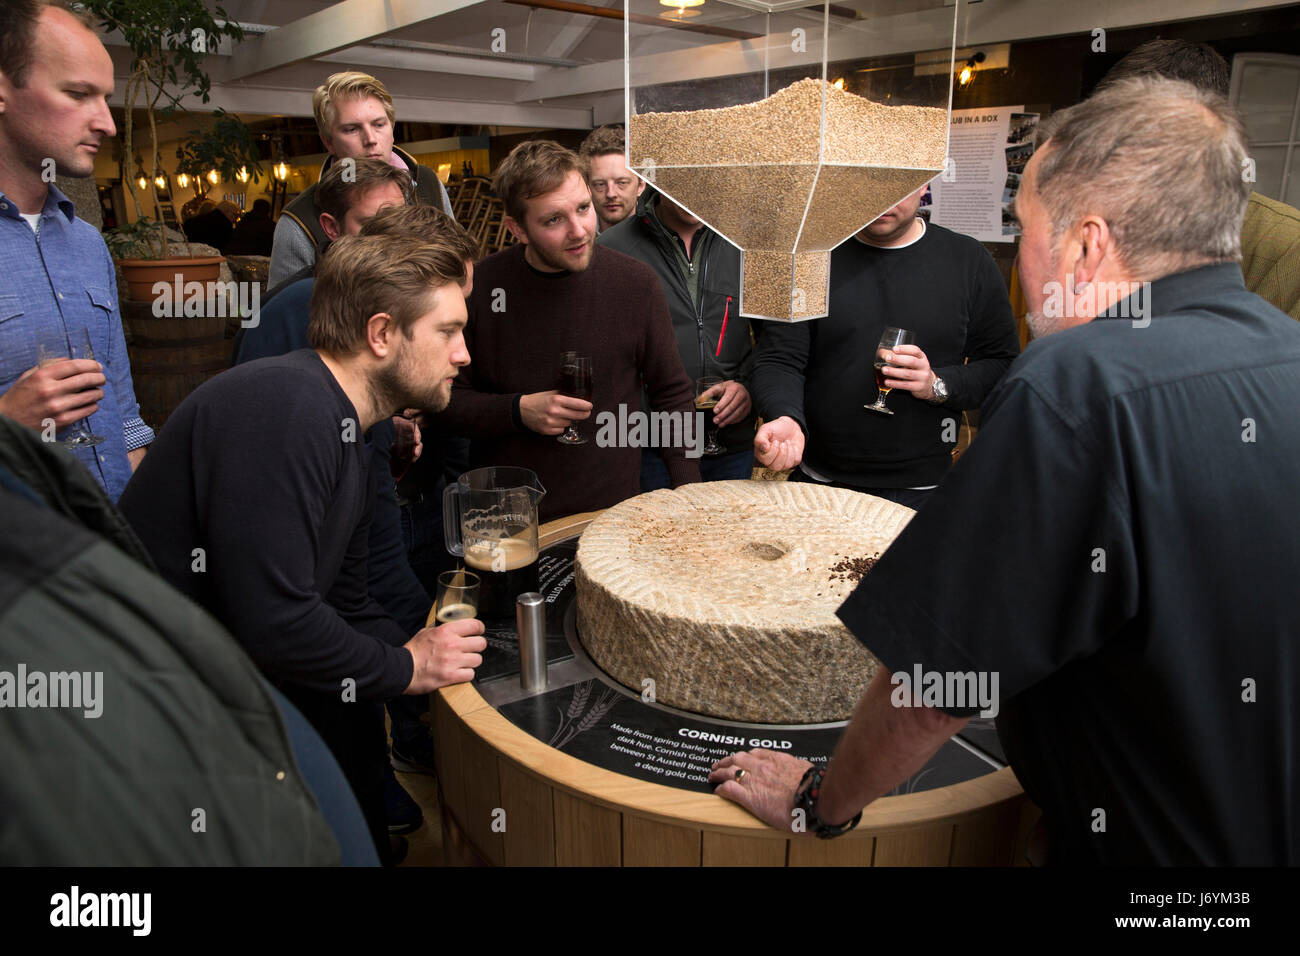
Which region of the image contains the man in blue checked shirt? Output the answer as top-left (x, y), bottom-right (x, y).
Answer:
top-left (0, 1), bottom-right (153, 501)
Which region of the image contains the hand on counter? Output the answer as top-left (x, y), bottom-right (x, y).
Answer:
top-left (708, 749), bottom-right (814, 831)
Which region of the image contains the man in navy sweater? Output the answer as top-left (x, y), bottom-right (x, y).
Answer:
top-left (120, 233), bottom-right (485, 864)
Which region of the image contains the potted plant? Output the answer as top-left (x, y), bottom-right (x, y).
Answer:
top-left (174, 109), bottom-right (265, 191)
top-left (79, 0), bottom-right (245, 299)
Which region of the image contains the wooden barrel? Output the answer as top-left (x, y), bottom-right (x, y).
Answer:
top-left (124, 299), bottom-right (230, 430)
top-left (432, 511), bottom-right (1038, 867)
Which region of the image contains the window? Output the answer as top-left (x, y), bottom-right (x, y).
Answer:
top-left (1231, 53), bottom-right (1300, 205)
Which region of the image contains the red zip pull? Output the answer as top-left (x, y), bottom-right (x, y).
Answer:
top-left (715, 297), bottom-right (731, 357)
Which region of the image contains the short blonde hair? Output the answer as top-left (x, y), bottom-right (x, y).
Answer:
top-left (312, 71), bottom-right (396, 142)
top-left (309, 234), bottom-right (469, 355)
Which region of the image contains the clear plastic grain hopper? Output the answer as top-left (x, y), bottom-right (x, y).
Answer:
top-left (626, 0), bottom-right (957, 321)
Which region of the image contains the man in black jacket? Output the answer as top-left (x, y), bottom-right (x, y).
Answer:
top-left (751, 185), bottom-right (1019, 509)
top-left (599, 192), bottom-right (757, 486)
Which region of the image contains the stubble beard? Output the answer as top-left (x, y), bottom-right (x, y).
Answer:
top-left (370, 344), bottom-right (451, 420)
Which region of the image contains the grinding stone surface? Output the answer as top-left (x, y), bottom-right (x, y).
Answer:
top-left (574, 481), bottom-right (914, 723)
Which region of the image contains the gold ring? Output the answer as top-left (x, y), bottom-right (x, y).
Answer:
top-left (734, 768), bottom-right (746, 782)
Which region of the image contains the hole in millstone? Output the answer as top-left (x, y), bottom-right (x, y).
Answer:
top-left (740, 541), bottom-right (787, 561)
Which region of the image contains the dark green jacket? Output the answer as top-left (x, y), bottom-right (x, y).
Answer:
top-left (0, 416), bottom-right (342, 864)
top-left (598, 194), bottom-right (757, 453)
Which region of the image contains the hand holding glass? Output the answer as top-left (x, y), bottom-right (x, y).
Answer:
top-left (37, 328), bottom-right (105, 446)
top-left (865, 327), bottom-right (916, 416)
top-left (695, 376), bottom-right (725, 456)
top-left (556, 352), bottom-right (593, 446)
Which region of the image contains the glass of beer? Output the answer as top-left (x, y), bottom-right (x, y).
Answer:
top-left (434, 570), bottom-right (481, 624)
top-left (695, 376), bottom-right (725, 456)
top-left (37, 328), bottom-right (105, 447)
top-left (864, 327), bottom-right (915, 415)
top-left (556, 351), bottom-right (593, 446)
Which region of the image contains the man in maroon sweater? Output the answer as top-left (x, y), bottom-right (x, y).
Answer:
top-left (441, 140), bottom-right (700, 520)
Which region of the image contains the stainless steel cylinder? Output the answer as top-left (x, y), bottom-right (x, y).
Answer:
top-left (516, 592), bottom-right (547, 693)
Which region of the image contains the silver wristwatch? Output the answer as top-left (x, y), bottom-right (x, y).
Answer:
top-left (928, 374), bottom-right (949, 405)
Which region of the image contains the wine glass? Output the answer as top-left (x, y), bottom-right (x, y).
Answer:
top-left (695, 376), bottom-right (725, 456)
top-left (556, 352), bottom-right (593, 446)
top-left (37, 328), bottom-right (105, 447)
top-left (434, 570), bottom-right (481, 624)
top-left (864, 327), bottom-right (915, 416)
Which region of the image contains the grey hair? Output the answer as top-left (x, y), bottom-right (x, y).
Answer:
top-left (1033, 75), bottom-right (1250, 279)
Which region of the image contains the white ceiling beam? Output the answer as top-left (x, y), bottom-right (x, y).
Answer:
top-left (110, 83), bottom-right (592, 129)
top-left (316, 45), bottom-right (538, 81)
top-left (518, 0), bottom-right (1299, 102)
top-left (222, 0), bottom-right (495, 81)
top-left (542, 0), bottom-right (621, 59)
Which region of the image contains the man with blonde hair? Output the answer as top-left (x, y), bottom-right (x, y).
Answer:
top-left (122, 230), bottom-right (485, 865)
top-left (710, 77), bottom-right (1300, 865)
top-left (269, 70), bottom-right (454, 287)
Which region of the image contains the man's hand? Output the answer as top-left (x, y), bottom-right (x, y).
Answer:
top-left (753, 416), bottom-right (805, 471)
top-left (0, 359), bottom-right (105, 430)
top-left (708, 749), bottom-right (814, 831)
top-left (127, 447), bottom-right (147, 471)
top-left (519, 390), bottom-right (592, 436)
top-left (404, 617), bottom-right (487, 693)
top-left (879, 344), bottom-right (937, 400)
top-left (390, 412), bottom-right (422, 479)
top-left (708, 380), bottom-right (752, 427)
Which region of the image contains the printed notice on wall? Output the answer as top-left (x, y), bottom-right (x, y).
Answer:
top-left (927, 106), bottom-right (1039, 243)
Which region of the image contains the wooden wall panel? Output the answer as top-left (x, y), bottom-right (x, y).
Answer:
top-left (623, 815), bottom-right (701, 866)
top-left (553, 790), bottom-right (621, 866)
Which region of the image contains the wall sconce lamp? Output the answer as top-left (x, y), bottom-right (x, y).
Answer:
top-left (959, 51), bottom-right (986, 87)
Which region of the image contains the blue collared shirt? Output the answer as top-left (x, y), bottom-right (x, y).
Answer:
top-left (0, 184), bottom-right (154, 501)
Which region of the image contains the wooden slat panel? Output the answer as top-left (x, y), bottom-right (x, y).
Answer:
top-left (873, 826), bottom-right (953, 866)
top-left (460, 728), bottom-right (505, 865)
top-left (499, 759), bottom-right (555, 866)
top-left (623, 815), bottom-right (701, 866)
top-left (951, 799), bottom-right (1024, 866)
top-left (553, 790), bottom-right (621, 866)
top-left (702, 832), bottom-right (787, 867)
top-left (431, 693), bottom-right (468, 835)
top-left (788, 835), bottom-right (875, 866)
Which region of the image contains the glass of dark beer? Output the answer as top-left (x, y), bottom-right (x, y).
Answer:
top-left (556, 351), bottom-right (593, 445)
top-left (434, 570), bottom-right (480, 624)
top-left (865, 327), bottom-right (915, 415)
top-left (694, 376), bottom-right (725, 456)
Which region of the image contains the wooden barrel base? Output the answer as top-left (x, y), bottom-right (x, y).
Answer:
top-left (433, 511), bottom-right (1038, 867)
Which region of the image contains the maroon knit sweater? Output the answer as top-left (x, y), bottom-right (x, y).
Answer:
top-left (439, 244), bottom-right (701, 521)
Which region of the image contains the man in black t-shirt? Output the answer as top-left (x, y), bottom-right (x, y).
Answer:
top-left (709, 77), bottom-right (1300, 865)
top-left (750, 185), bottom-right (1019, 510)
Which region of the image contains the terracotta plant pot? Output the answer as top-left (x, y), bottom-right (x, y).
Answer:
top-left (117, 256), bottom-right (225, 303)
